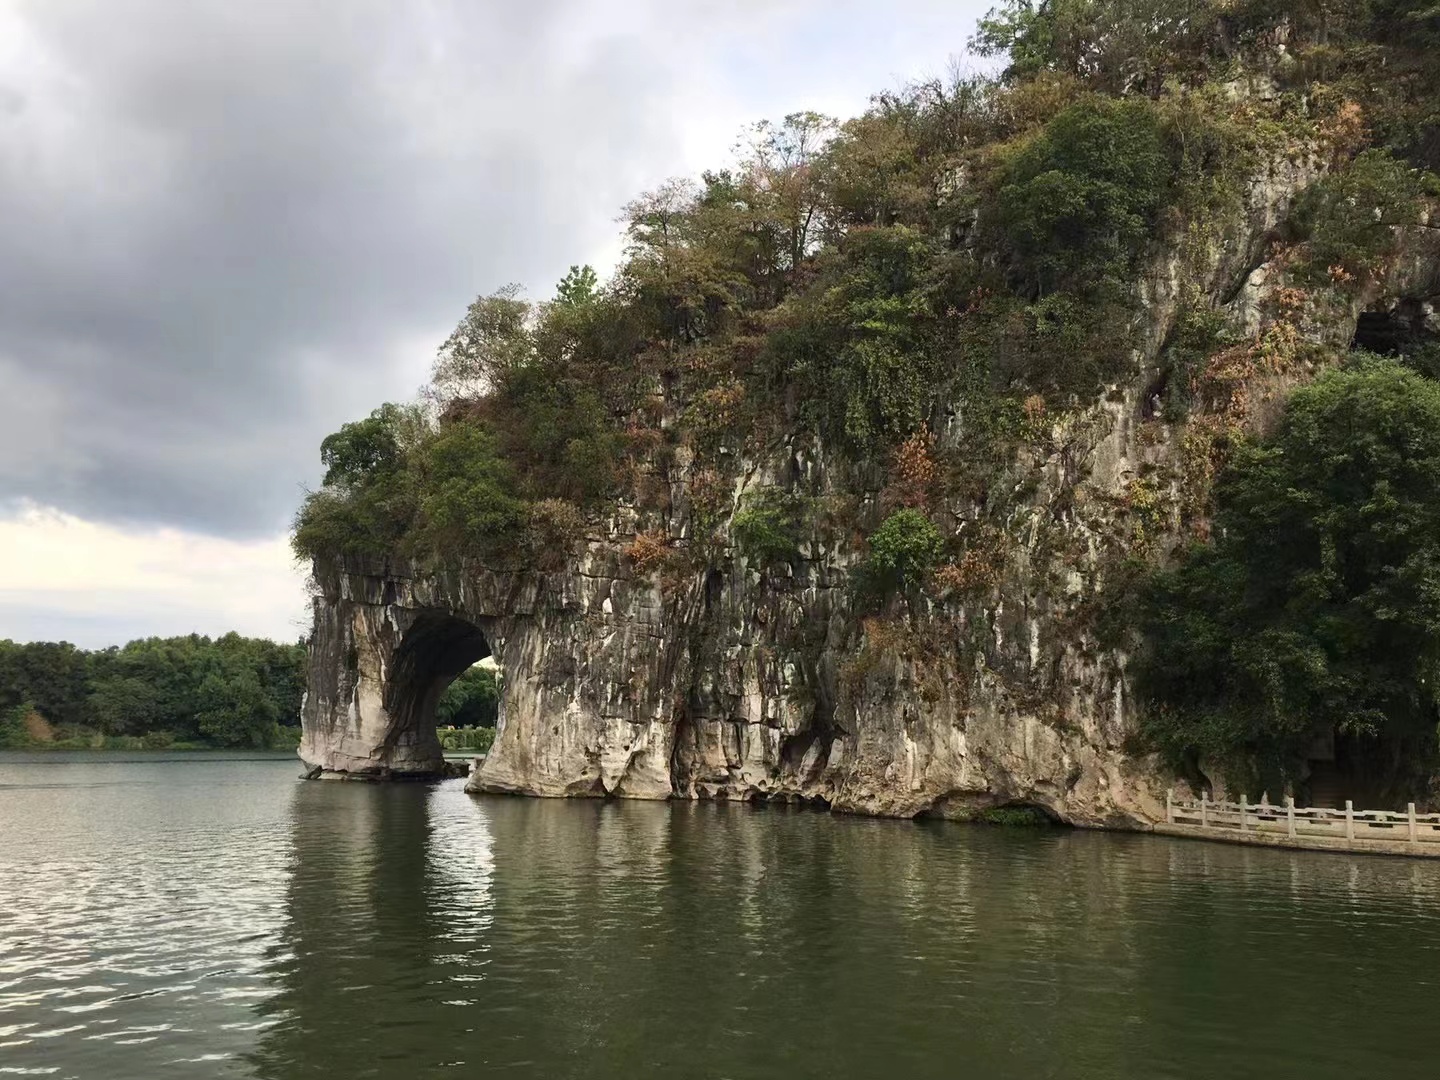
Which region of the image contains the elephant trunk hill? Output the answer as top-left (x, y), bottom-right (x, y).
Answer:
top-left (297, 4), bottom-right (1440, 826)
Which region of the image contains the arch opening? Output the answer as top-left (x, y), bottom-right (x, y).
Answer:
top-left (384, 613), bottom-right (494, 775)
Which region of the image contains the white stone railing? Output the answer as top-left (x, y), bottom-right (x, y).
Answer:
top-left (1166, 790), bottom-right (1440, 847)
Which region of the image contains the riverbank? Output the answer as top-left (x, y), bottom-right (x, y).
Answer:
top-left (0, 725), bottom-right (303, 753)
top-left (0, 748), bottom-right (303, 770)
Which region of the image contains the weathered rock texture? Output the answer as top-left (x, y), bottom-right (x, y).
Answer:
top-left (299, 148), bottom-right (1440, 827)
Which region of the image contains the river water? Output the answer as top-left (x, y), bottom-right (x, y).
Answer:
top-left (2, 753), bottom-right (1439, 1079)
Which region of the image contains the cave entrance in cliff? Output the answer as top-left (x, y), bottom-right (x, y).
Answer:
top-left (1352, 300), bottom-right (1438, 368)
top-left (386, 613), bottom-right (498, 766)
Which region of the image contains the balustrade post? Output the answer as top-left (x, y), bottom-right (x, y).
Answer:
top-left (1410, 803), bottom-right (1418, 843)
top-left (1200, 792), bottom-right (1209, 829)
top-left (1240, 794), bottom-right (1249, 832)
top-left (1166, 788), bottom-right (1174, 825)
top-left (1345, 800), bottom-right (1355, 841)
top-left (1286, 796), bottom-right (1297, 839)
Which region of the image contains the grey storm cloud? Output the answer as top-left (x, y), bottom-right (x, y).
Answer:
top-left (0, 0), bottom-right (987, 542)
top-left (0, 0), bottom-right (765, 538)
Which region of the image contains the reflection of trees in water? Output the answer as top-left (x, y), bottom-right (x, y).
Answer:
top-left (245, 790), bottom-right (1440, 1080)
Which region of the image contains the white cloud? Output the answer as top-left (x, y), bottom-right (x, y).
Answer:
top-left (0, 503), bottom-right (308, 647)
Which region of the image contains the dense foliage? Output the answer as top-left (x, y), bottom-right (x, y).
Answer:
top-left (1290, 149), bottom-right (1437, 280)
top-left (301, 0), bottom-right (1439, 570)
top-left (976, 2), bottom-right (1440, 135)
top-left (0, 635), bottom-right (306, 749)
top-left (438, 725), bottom-right (496, 755)
top-left (1135, 359), bottom-right (1440, 797)
top-left (994, 97), bottom-right (1173, 294)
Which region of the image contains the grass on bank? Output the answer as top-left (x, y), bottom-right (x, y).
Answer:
top-left (0, 703), bottom-right (304, 752)
top-left (438, 726), bottom-right (496, 754)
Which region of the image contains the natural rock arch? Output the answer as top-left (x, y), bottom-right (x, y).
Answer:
top-left (382, 612), bottom-right (492, 770)
top-left (299, 562), bottom-right (506, 779)
top-left (298, 556), bottom-right (698, 797)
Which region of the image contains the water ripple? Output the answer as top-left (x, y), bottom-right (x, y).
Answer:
top-left (4, 754), bottom-right (1440, 1078)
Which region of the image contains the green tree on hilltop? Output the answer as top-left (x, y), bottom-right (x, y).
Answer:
top-left (555, 265), bottom-right (598, 307)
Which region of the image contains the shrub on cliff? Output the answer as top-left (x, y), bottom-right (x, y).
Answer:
top-left (625, 530), bottom-right (671, 575)
top-left (991, 97), bottom-right (1173, 296)
top-left (858, 509), bottom-right (945, 600)
top-left (410, 423), bottom-right (525, 559)
top-left (1135, 358), bottom-right (1440, 796)
top-left (974, 0), bottom-right (1228, 93)
top-left (732, 491), bottom-right (807, 567)
top-left (1290, 150), bottom-right (1437, 281)
top-left (293, 487), bottom-right (411, 561)
top-left (525, 498), bottom-right (588, 568)
top-left (762, 224), bottom-right (944, 454)
top-left (975, 0), bottom-right (1440, 105)
top-left (482, 366), bottom-right (623, 505)
top-left (294, 403), bottom-right (424, 561)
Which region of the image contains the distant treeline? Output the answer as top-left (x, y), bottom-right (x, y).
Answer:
top-left (0, 634), bottom-right (307, 750)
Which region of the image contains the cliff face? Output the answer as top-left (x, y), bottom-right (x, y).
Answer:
top-left (300, 136), bottom-right (1440, 825)
top-left (300, 527), bottom-right (1167, 824)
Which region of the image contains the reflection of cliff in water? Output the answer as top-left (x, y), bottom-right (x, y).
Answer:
top-left (247, 788), bottom-right (1440, 1080)
top-left (246, 783), bottom-right (684, 1078)
top-left (245, 780), bottom-right (473, 1078)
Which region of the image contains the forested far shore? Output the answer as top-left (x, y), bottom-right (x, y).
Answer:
top-left (0, 634), bottom-right (306, 750)
top-left (0, 634), bottom-right (503, 752)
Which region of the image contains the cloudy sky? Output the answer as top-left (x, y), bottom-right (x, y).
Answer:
top-left (0, 0), bottom-right (992, 647)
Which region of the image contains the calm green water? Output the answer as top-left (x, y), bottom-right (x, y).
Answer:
top-left (3, 754), bottom-right (1440, 1079)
